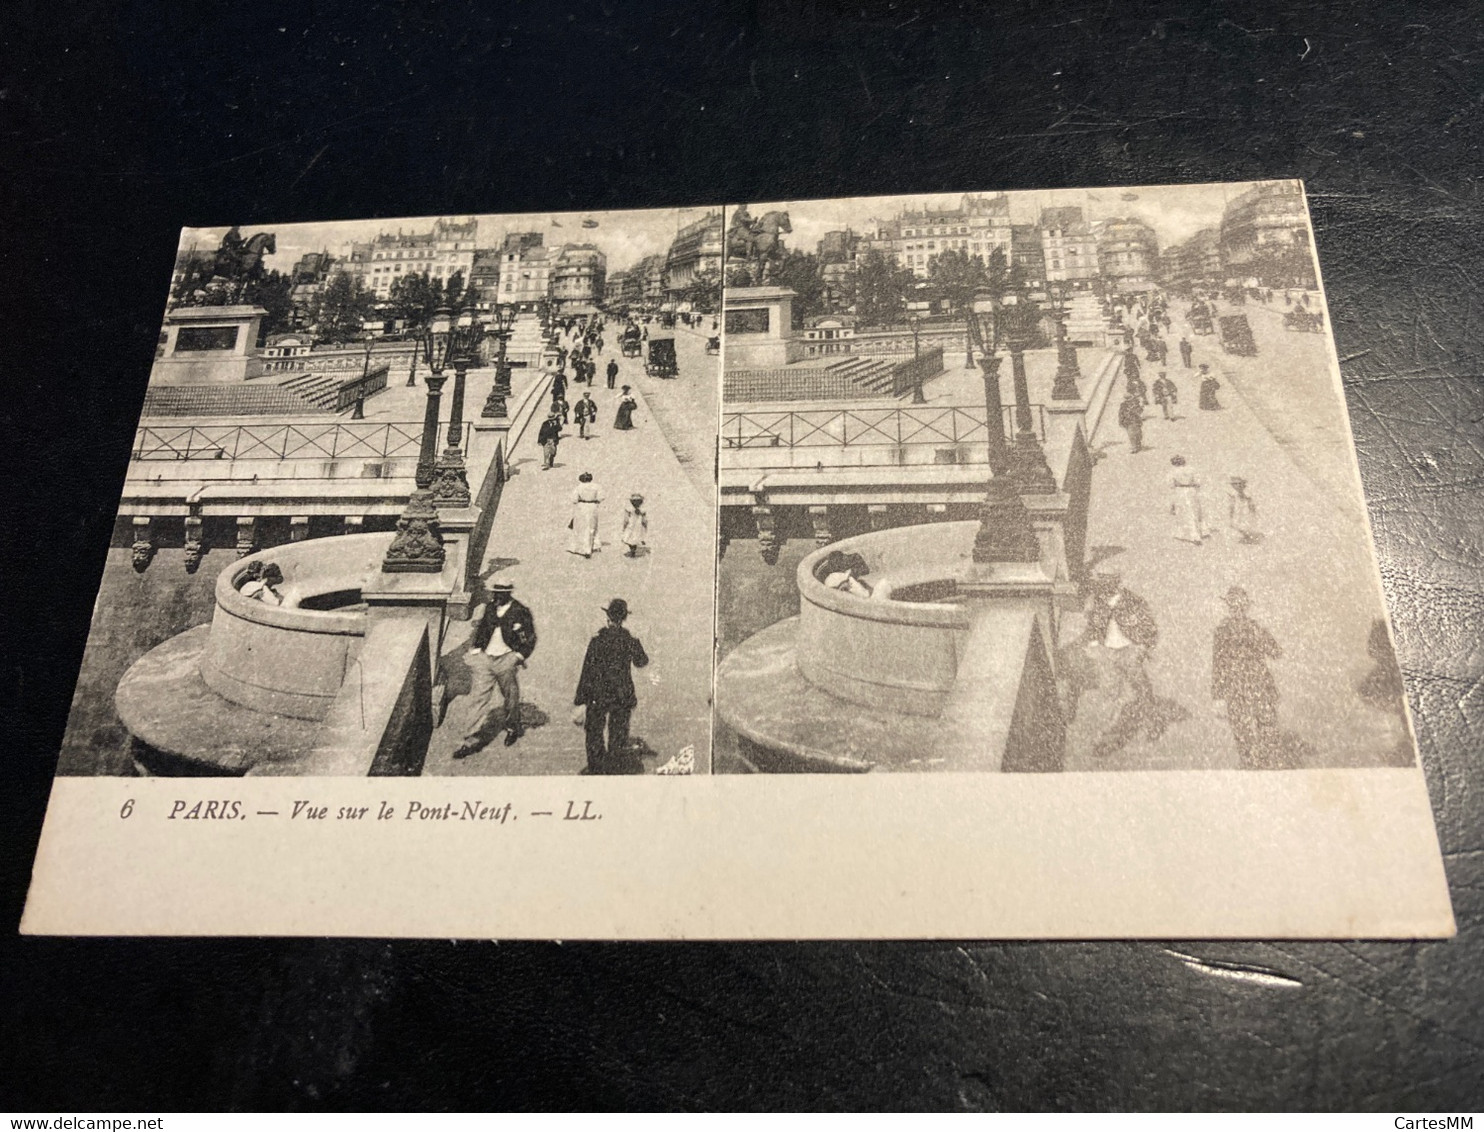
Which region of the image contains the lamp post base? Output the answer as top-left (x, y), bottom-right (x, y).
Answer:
top-left (971, 479), bottom-right (1043, 564)
top-left (481, 388), bottom-right (508, 419)
top-left (431, 451), bottom-right (472, 509)
top-left (1008, 433), bottom-right (1059, 495)
top-left (1051, 339), bottom-right (1083, 400)
top-left (382, 490), bottom-right (447, 573)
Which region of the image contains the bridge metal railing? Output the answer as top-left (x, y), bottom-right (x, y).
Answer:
top-left (720, 404), bottom-right (1047, 463)
top-left (131, 421), bottom-right (427, 462)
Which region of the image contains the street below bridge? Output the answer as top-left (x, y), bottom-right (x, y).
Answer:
top-left (424, 321), bottom-right (719, 776)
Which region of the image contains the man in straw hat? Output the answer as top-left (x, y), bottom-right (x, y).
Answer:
top-left (454, 580), bottom-right (537, 758)
top-left (574, 598), bottom-right (650, 774)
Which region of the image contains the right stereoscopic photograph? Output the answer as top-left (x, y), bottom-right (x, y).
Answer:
top-left (714, 182), bottom-right (1416, 775)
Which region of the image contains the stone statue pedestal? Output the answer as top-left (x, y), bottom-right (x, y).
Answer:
top-left (150, 305), bottom-right (267, 385)
top-left (724, 286), bottom-right (805, 368)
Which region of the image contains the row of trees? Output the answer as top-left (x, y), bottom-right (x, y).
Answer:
top-left (726, 246), bottom-right (1017, 329)
top-left (293, 269), bottom-right (472, 345)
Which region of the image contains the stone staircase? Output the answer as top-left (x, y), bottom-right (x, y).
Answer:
top-left (506, 315), bottom-right (548, 369)
top-left (821, 356), bottom-right (901, 396)
top-left (1064, 294), bottom-right (1114, 347)
top-left (276, 373), bottom-right (343, 411)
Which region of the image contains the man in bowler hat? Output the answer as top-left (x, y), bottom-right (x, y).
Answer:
top-left (574, 598), bottom-right (650, 774)
top-left (455, 580), bottom-right (537, 758)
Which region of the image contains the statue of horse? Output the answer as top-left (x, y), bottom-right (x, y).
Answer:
top-left (751, 211), bottom-right (792, 260)
top-left (212, 231), bottom-right (276, 290)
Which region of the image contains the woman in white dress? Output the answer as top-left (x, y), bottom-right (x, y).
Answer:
top-left (568, 471), bottom-right (602, 557)
top-left (1169, 455), bottom-right (1207, 544)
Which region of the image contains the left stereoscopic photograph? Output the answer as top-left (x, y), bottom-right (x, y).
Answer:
top-left (63, 209), bottom-right (723, 778)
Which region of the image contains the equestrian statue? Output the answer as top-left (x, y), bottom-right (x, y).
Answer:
top-left (725, 206), bottom-right (791, 285)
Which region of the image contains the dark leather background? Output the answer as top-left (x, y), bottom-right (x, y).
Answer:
top-left (2, 0), bottom-right (1480, 1111)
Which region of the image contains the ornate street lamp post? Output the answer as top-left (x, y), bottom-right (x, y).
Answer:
top-left (1000, 291), bottom-right (1059, 495)
top-left (1048, 279), bottom-right (1083, 401)
top-left (431, 308), bottom-right (485, 509)
top-left (970, 289), bottom-right (1042, 564)
top-left (481, 303), bottom-right (519, 420)
top-left (908, 314), bottom-right (927, 404)
top-left (381, 306), bottom-right (455, 573)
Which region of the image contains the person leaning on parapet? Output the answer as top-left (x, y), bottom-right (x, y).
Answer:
top-left (454, 580), bottom-right (537, 758)
top-left (239, 561), bottom-right (284, 605)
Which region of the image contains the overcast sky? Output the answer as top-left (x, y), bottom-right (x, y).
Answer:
top-left (176, 182), bottom-right (1294, 284)
top-left (739, 181), bottom-right (1290, 253)
top-left (177, 205), bottom-right (719, 278)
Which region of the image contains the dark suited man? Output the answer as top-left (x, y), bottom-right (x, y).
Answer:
top-left (454, 580), bottom-right (537, 758)
top-left (606, 358), bottom-right (619, 389)
top-left (574, 598), bottom-right (649, 774)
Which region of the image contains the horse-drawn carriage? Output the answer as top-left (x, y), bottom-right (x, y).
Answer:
top-left (1188, 303), bottom-right (1215, 335)
top-left (620, 325), bottom-right (643, 358)
top-left (705, 335), bottom-right (721, 355)
top-left (645, 336), bottom-right (678, 378)
top-left (1218, 313), bottom-right (1258, 356)
top-left (1283, 308), bottom-right (1325, 333)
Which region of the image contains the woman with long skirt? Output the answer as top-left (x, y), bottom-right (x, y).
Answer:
top-left (614, 385), bottom-right (637, 430)
top-left (568, 471), bottom-right (602, 557)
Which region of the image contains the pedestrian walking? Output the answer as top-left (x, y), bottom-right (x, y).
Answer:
top-left (1081, 573), bottom-right (1178, 758)
top-left (551, 368), bottom-right (567, 402)
top-left (1178, 336), bottom-right (1193, 368)
top-left (1123, 346), bottom-right (1141, 384)
top-left (1126, 371), bottom-right (1150, 406)
top-left (574, 391), bottom-right (597, 439)
top-left (1169, 456), bottom-right (1207, 544)
top-left (550, 392), bottom-right (569, 425)
top-left (1118, 392), bottom-right (1146, 454)
top-left (538, 411), bottom-right (563, 470)
top-left (1198, 364), bottom-right (1222, 410)
top-left (574, 598), bottom-right (650, 774)
top-left (1152, 372), bottom-right (1178, 420)
top-left (454, 580), bottom-right (537, 757)
top-left (606, 358), bottom-right (619, 390)
top-left (1226, 476), bottom-right (1260, 543)
top-left (614, 385), bottom-right (637, 431)
top-left (568, 471), bottom-right (601, 557)
top-left (621, 493), bottom-right (648, 557)
top-left (1211, 586), bottom-right (1288, 768)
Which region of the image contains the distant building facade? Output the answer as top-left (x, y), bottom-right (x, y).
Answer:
top-left (1219, 180), bottom-right (1314, 286)
top-left (1039, 207), bottom-right (1101, 290)
top-left (664, 211), bottom-right (723, 297)
top-left (1010, 224), bottom-right (1046, 289)
top-left (497, 232), bottom-right (551, 308)
top-left (817, 229), bottom-right (861, 310)
top-left (349, 217), bottom-right (479, 302)
top-left (469, 248), bottom-right (502, 312)
top-left (1161, 227), bottom-right (1223, 292)
top-left (1097, 216), bottom-right (1161, 293)
top-left (882, 193), bottom-right (1014, 278)
top-left (551, 244), bottom-right (607, 309)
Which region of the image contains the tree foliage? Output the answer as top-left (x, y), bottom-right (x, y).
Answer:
top-left (926, 249), bottom-right (989, 315)
top-left (251, 271), bottom-right (295, 343)
top-left (769, 250), bottom-right (827, 328)
top-left (387, 269), bottom-right (468, 332)
top-left (854, 250), bottom-right (916, 328)
top-left (311, 272), bottom-right (375, 344)
top-left (680, 269), bottom-right (723, 314)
